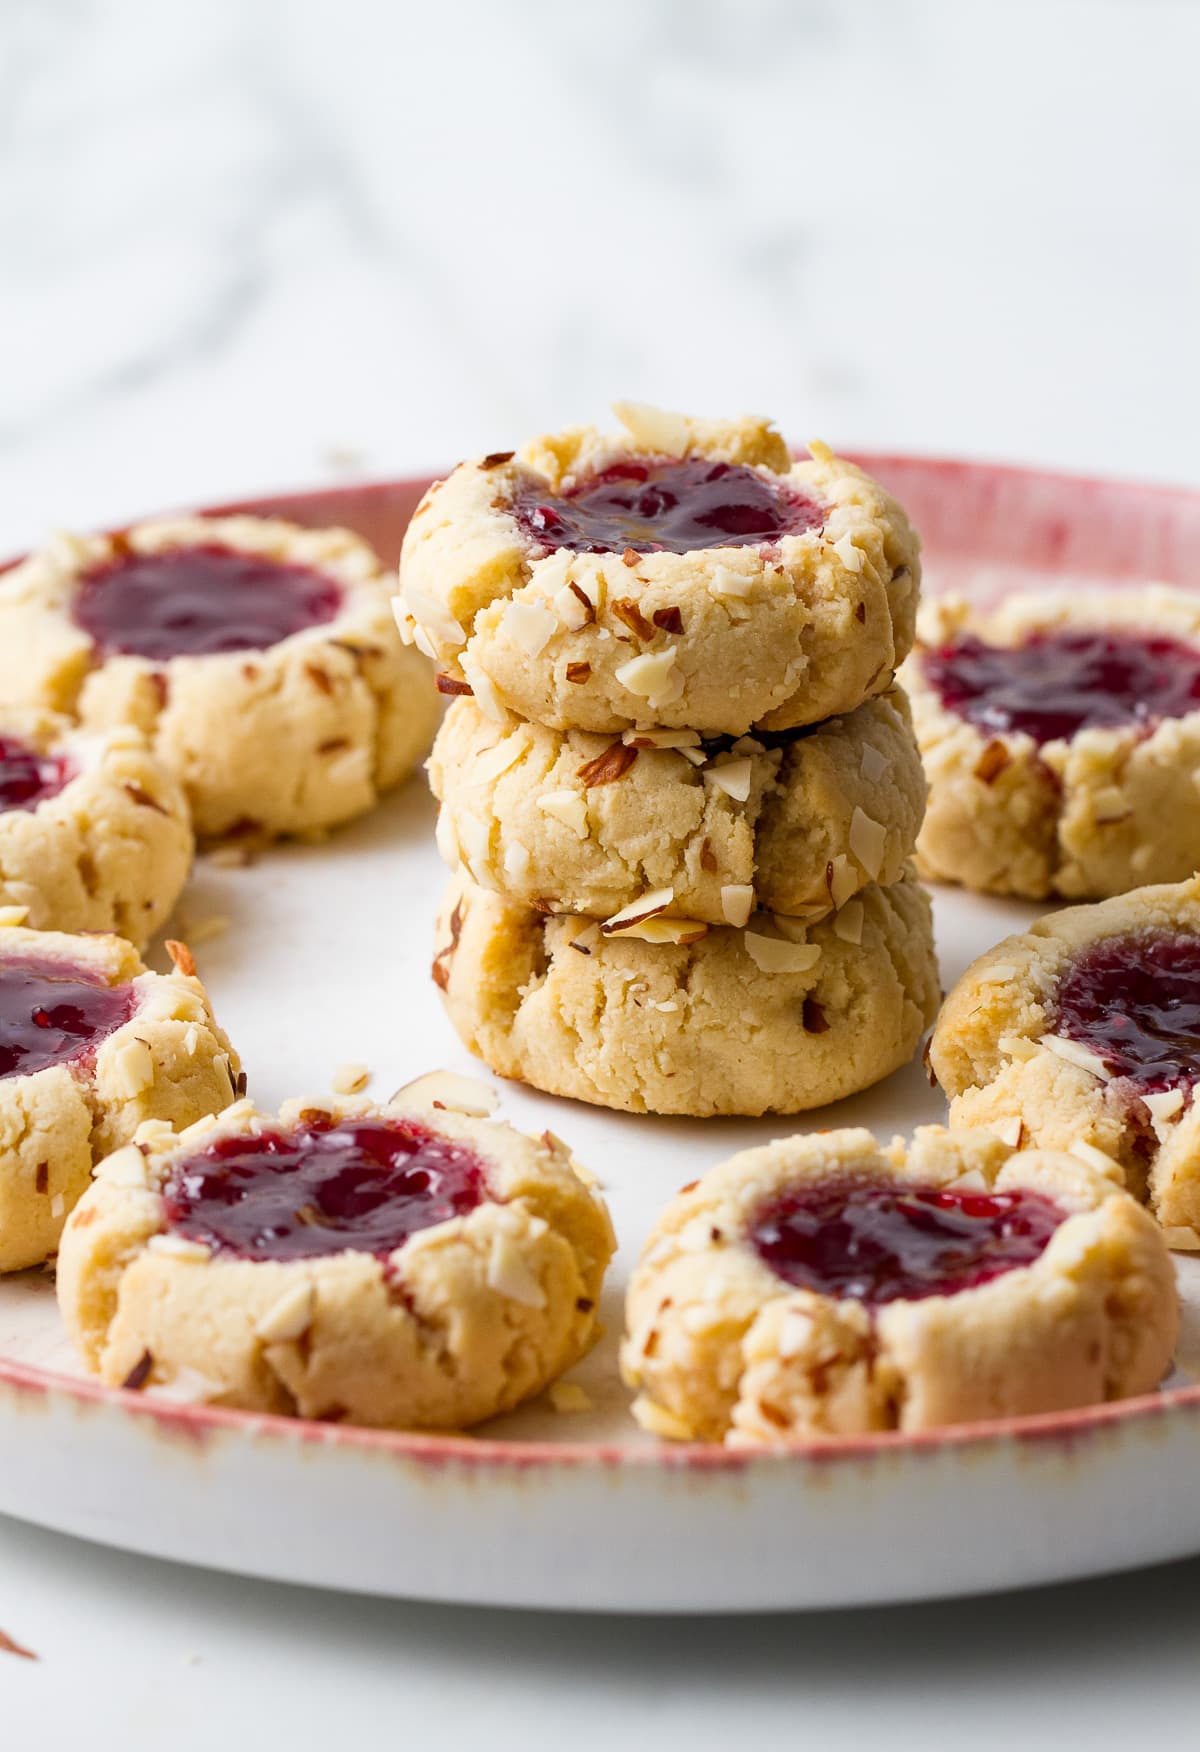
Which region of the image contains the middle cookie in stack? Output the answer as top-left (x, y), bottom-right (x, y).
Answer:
top-left (402, 404), bottom-right (939, 1116)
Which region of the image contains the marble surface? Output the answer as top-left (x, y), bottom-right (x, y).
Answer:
top-left (1, 0), bottom-right (1197, 566)
top-left (2, 0), bottom-right (1200, 1742)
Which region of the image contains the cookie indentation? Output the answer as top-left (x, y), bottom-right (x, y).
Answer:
top-left (74, 544), bottom-right (343, 660)
top-left (922, 628), bottom-right (1200, 745)
top-left (748, 1174), bottom-right (1063, 1306)
top-left (0, 958), bottom-right (135, 1080)
top-left (0, 733), bottom-right (74, 811)
top-left (512, 457), bottom-right (822, 556)
top-left (163, 1115), bottom-right (487, 1261)
top-left (1054, 930), bottom-right (1200, 1098)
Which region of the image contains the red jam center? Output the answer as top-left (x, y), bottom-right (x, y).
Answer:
top-left (162, 1115), bottom-right (489, 1262)
top-left (0, 734), bottom-right (74, 811)
top-left (1054, 930), bottom-right (1200, 1096)
top-left (73, 544), bottom-right (343, 661)
top-left (0, 958), bottom-right (135, 1081)
top-left (921, 628), bottom-right (1200, 745)
top-left (748, 1174), bottom-right (1063, 1307)
top-left (511, 457), bottom-right (822, 555)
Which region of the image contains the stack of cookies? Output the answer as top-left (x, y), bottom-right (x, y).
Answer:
top-left (397, 404), bottom-right (939, 1117)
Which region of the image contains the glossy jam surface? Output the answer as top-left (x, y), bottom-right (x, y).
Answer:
top-left (1054, 930), bottom-right (1200, 1095)
top-left (0, 958), bottom-right (134, 1081)
top-left (163, 1115), bottom-right (489, 1262)
top-left (748, 1174), bottom-right (1064, 1307)
top-left (922, 628), bottom-right (1200, 745)
top-left (511, 457), bottom-right (822, 555)
top-left (73, 544), bottom-right (343, 660)
top-left (0, 734), bottom-right (74, 812)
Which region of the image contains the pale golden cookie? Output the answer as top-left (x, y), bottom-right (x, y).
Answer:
top-left (0, 925), bottom-right (239, 1273)
top-left (396, 404), bottom-right (919, 736)
top-left (903, 589), bottom-right (1200, 899)
top-left (428, 688), bottom-right (926, 926)
top-left (0, 515), bottom-right (438, 839)
top-left (433, 871), bottom-right (938, 1117)
top-left (0, 709), bottom-right (192, 947)
top-left (932, 877), bottom-right (1200, 1242)
top-left (57, 1083), bottom-right (615, 1430)
top-left (621, 1125), bottom-right (1178, 1443)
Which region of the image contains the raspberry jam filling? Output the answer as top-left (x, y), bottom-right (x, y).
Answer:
top-left (511, 457), bottom-right (822, 555)
top-left (0, 734), bottom-right (75, 812)
top-left (748, 1174), bottom-right (1063, 1307)
top-left (922, 628), bottom-right (1200, 745)
top-left (162, 1114), bottom-right (489, 1262)
top-left (0, 958), bottom-right (135, 1081)
top-left (73, 544), bottom-right (344, 661)
top-left (1054, 930), bottom-right (1200, 1097)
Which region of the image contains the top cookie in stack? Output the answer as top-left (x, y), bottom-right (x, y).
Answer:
top-left (397, 405), bottom-right (939, 1118)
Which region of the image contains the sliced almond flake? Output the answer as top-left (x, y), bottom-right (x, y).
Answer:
top-left (621, 727), bottom-right (702, 750)
top-left (1069, 1139), bottom-right (1124, 1180)
top-left (614, 648), bottom-right (681, 703)
top-left (610, 915), bottom-right (709, 946)
top-left (776, 1310), bottom-right (816, 1358)
top-left (401, 585), bottom-right (464, 647)
top-left (613, 400), bottom-right (690, 455)
top-left (711, 565), bottom-right (754, 599)
top-left (549, 1381), bottom-right (593, 1413)
top-left (552, 582), bottom-right (592, 630)
top-left (720, 884), bottom-right (755, 927)
top-left (832, 900), bottom-right (865, 945)
top-left (828, 854), bottom-right (859, 909)
top-left (831, 532), bottom-right (865, 573)
top-left (653, 998), bottom-right (679, 1012)
top-left (1144, 1088), bottom-right (1185, 1127)
top-left (1162, 1226), bottom-right (1200, 1252)
top-left (0, 905), bottom-right (29, 927)
top-left (471, 735), bottom-right (524, 784)
top-left (146, 1366), bottom-right (224, 1406)
top-left (678, 746), bottom-right (708, 767)
top-left (949, 1167), bottom-right (993, 1191)
top-left (1041, 1035), bottom-right (1112, 1080)
top-left (112, 1037), bottom-right (155, 1099)
top-left (744, 933), bottom-right (821, 975)
top-left (394, 1069), bottom-right (498, 1116)
top-left (502, 600), bottom-right (557, 657)
top-left (976, 963), bottom-right (1019, 984)
top-left (703, 757), bottom-right (753, 802)
top-left (487, 1233), bottom-right (546, 1308)
top-left (148, 1232), bottom-right (211, 1263)
top-left (632, 1395), bottom-right (694, 1440)
top-left (95, 1144), bottom-right (149, 1188)
top-left (848, 807), bottom-right (887, 880)
top-left (602, 888), bottom-right (674, 932)
top-left (457, 812), bottom-right (492, 876)
top-left (537, 790), bottom-right (589, 839)
top-left (860, 743), bottom-right (890, 784)
top-left (256, 1281), bottom-right (315, 1343)
top-left (332, 1062), bottom-right (371, 1095)
top-left (410, 622), bottom-right (439, 661)
top-left (460, 657), bottom-right (507, 723)
top-left (503, 840), bottom-right (532, 882)
top-left (50, 1193), bottom-right (65, 1219)
top-left (183, 1024), bottom-right (199, 1056)
top-left (567, 921), bottom-right (602, 956)
top-left (989, 1117), bottom-right (1024, 1149)
top-left (998, 1032), bottom-right (1040, 1062)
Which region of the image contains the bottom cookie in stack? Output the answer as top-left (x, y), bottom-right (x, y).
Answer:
top-left (432, 871), bottom-right (938, 1117)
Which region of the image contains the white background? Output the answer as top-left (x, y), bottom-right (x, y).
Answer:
top-left (2, 0), bottom-right (1199, 1743)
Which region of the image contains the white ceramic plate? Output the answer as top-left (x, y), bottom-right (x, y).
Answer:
top-left (2, 457), bottom-right (1200, 1614)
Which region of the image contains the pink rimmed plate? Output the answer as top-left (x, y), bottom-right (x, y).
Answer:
top-left (2, 456), bottom-right (1199, 1613)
